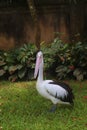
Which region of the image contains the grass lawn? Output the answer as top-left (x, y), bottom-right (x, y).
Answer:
top-left (0, 80), bottom-right (87, 130)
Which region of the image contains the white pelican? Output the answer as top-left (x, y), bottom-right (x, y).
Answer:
top-left (34, 51), bottom-right (74, 112)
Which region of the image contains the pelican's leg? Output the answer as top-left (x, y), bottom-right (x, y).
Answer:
top-left (49, 104), bottom-right (57, 112)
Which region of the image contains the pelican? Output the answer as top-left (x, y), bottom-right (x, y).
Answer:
top-left (34, 51), bottom-right (74, 112)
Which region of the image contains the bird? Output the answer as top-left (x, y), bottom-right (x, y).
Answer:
top-left (34, 51), bottom-right (74, 112)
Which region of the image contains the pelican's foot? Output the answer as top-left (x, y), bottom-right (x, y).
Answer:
top-left (49, 104), bottom-right (57, 112)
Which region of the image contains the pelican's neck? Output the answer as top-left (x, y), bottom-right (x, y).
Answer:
top-left (37, 60), bottom-right (43, 83)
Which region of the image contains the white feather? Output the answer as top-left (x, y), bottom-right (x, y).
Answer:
top-left (34, 51), bottom-right (72, 105)
top-left (36, 80), bottom-right (68, 104)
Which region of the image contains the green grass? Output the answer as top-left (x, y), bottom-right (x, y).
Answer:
top-left (0, 80), bottom-right (87, 130)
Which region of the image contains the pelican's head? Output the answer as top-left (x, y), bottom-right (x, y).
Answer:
top-left (34, 51), bottom-right (43, 78)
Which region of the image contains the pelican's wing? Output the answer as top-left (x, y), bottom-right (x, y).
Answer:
top-left (43, 80), bottom-right (68, 99)
top-left (43, 80), bottom-right (74, 103)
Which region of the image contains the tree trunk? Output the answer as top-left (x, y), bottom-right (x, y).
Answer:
top-left (27, 0), bottom-right (40, 50)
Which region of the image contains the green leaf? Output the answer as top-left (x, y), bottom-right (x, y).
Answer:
top-left (77, 74), bottom-right (83, 81)
top-left (4, 65), bottom-right (8, 70)
top-left (20, 47), bottom-right (26, 52)
top-left (73, 69), bottom-right (84, 81)
top-left (9, 65), bottom-right (18, 73)
top-left (23, 44), bottom-right (27, 49)
top-left (17, 64), bottom-right (23, 70)
top-left (9, 74), bottom-right (18, 82)
top-left (18, 68), bottom-right (27, 79)
top-left (0, 69), bottom-right (6, 76)
top-left (0, 61), bottom-right (6, 66)
top-left (21, 57), bottom-right (26, 63)
top-left (73, 69), bottom-right (80, 76)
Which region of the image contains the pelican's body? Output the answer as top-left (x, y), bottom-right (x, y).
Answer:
top-left (34, 51), bottom-right (74, 111)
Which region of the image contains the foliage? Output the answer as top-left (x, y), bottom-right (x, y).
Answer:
top-left (41, 38), bottom-right (87, 80)
top-left (70, 42), bottom-right (87, 80)
top-left (0, 38), bottom-right (87, 81)
top-left (0, 43), bottom-right (36, 82)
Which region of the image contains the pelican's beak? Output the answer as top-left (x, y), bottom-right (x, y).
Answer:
top-left (34, 56), bottom-right (41, 79)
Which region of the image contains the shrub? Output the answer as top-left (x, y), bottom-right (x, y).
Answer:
top-left (0, 43), bottom-right (36, 82)
top-left (0, 38), bottom-right (87, 81)
top-left (41, 38), bottom-right (87, 80)
top-left (70, 42), bottom-right (87, 80)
